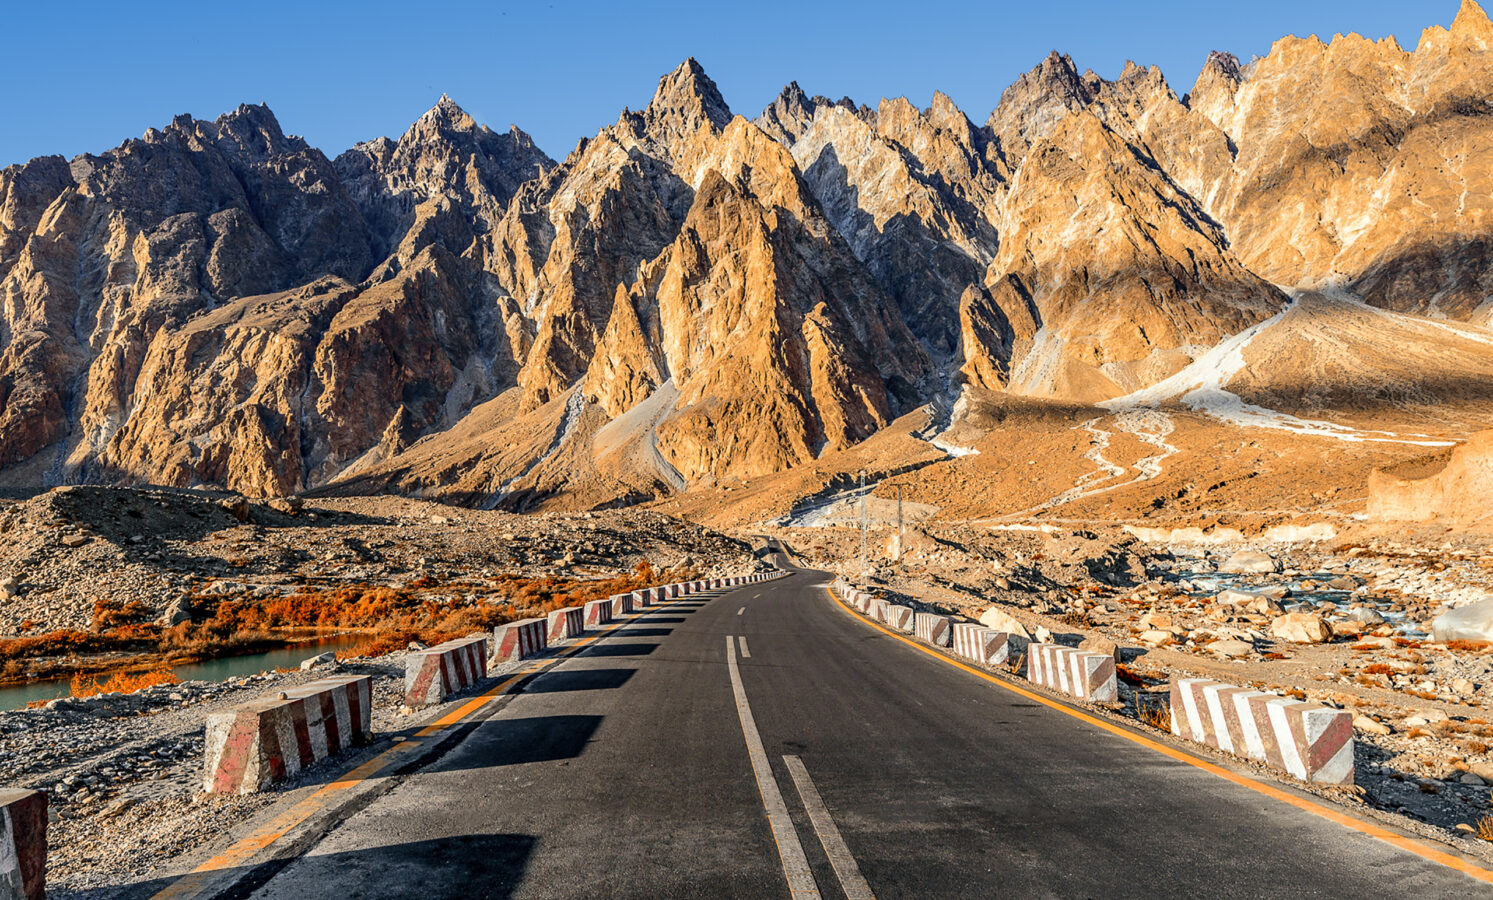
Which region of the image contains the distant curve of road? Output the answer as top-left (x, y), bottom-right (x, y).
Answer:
top-left (231, 551), bottom-right (1489, 898)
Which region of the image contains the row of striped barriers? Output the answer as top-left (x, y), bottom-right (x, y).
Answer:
top-left (202, 570), bottom-right (785, 796)
top-left (1026, 643), bottom-right (1118, 703)
top-left (829, 579), bottom-right (1354, 785)
top-left (1169, 678), bottom-right (1354, 784)
top-left (832, 578), bottom-right (1112, 704)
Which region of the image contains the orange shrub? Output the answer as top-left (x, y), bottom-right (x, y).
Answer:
top-left (69, 665), bottom-right (179, 698)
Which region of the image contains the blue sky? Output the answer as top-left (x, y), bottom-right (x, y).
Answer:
top-left (0, 1), bottom-right (1462, 167)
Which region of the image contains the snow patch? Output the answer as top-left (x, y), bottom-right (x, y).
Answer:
top-left (1102, 298), bottom-right (1454, 447)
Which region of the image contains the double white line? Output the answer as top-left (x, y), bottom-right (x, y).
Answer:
top-left (726, 637), bottom-right (874, 899)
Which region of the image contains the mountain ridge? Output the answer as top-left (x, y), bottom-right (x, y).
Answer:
top-left (2, 2), bottom-right (1493, 507)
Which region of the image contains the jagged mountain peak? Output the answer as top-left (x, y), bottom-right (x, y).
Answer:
top-left (986, 49), bottom-right (1099, 166)
top-left (409, 93), bottom-right (482, 138)
top-left (1453, 0), bottom-right (1493, 37)
top-left (647, 57), bottom-right (732, 131)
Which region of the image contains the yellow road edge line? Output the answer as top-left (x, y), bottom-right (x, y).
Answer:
top-left (150, 596), bottom-right (689, 900)
top-left (823, 586), bottom-right (1493, 885)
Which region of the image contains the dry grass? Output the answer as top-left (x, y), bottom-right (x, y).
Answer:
top-left (1477, 815), bottom-right (1493, 842)
top-left (4, 559), bottom-right (681, 684)
top-left (1136, 697), bottom-right (1172, 731)
top-left (1446, 640), bottom-right (1493, 652)
top-left (68, 666), bottom-right (179, 698)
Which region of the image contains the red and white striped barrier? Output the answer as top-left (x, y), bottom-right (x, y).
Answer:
top-left (0, 788), bottom-right (46, 900)
top-left (609, 592), bottom-right (634, 616)
top-left (493, 617), bottom-right (547, 663)
top-left (884, 605), bottom-right (914, 632)
top-left (584, 598), bottom-right (613, 627)
top-left (547, 606), bottom-right (585, 642)
top-left (648, 586), bottom-right (667, 602)
top-left (1169, 678), bottom-right (1354, 785)
top-left (1026, 643), bottom-right (1117, 703)
top-left (204, 675), bottom-right (373, 794)
top-left (913, 612), bottom-right (951, 646)
top-left (951, 623), bottom-right (1009, 666)
top-left (630, 590), bottom-right (650, 609)
top-left (405, 635), bottom-right (488, 708)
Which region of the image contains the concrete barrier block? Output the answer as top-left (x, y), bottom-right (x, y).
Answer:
top-left (1026, 643), bottom-right (1117, 703)
top-left (609, 592), bottom-right (634, 616)
top-left (583, 598), bottom-right (613, 627)
top-left (493, 617), bottom-right (547, 663)
top-left (951, 623), bottom-right (1009, 666)
top-left (0, 789), bottom-right (46, 900)
top-left (649, 586), bottom-right (667, 602)
top-left (405, 635), bottom-right (488, 708)
top-left (631, 590), bottom-right (650, 608)
top-left (884, 604), bottom-right (914, 632)
top-left (1170, 678), bottom-right (1354, 784)
top-left (546, 606), bottom-right (585, 642)
top-left (914, 612), bottom-right (951, 646)
top-left (204, 675), bottom-right (373, 794)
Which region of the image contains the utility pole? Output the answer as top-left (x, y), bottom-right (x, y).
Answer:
top-left (858, 470), bottom-right (867, 578)
top-left (896, 484), bottom-right (903, 568)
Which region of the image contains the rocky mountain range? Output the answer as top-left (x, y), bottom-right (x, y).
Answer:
top-left (3, 2), bottom-right (1493, 505)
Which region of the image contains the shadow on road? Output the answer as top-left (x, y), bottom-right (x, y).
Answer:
top-left (122, 833), bottom-right (539, 900)
top-left (438, 715), bottom-right (604, 770)
top-left (578, 643), bottom-right (660, 658)
top-left (522, 668), bottom-right (636, 693)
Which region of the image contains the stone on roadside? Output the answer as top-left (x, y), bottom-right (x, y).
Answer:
top-left (1138, 630), bottom-right (1174, 647)
top-left (1219, 550), bottom-right (1280, 574)
top-left (978, 607), bottom-right (1032, 641)
top-left (1353, 715), bottom-right (1392, 735)
top-left (1270, 612), bottom-right (1331, 644)
top-left (300, 651), bottom-right (337, 671)
top-left (1209, 638), bottom-right (1254, 659)
top-left (62, 534), bottom-right (90, 548)
top-left (1079, 635), bottom-right (1122, 662)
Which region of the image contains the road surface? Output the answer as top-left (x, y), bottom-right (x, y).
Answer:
top-left (236, 555), bottom-right (1489, 898)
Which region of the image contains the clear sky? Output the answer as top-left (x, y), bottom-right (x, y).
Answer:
top-left (0, 1), bottom-right (1463, 168)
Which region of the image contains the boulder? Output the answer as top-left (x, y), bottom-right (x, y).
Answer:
top-left (218, 495), bottom-right (252, 522)
top-left (1432, 598), bottom-right (1493, 643)
top-left (1138, 630), bottom-right (1174, 647)
top-left (1269, 612), bottom-right (1331, 644)
top-left (1353, 715), bottom-right (1392, 736)
top-left (1209, 638), bottom-right (1254, 658)
top-left (978, 607), bottom-right (1032, 641)
top-left (1079, 635), bottom-right (1122, 662)
top-left (1347, 607), bottom-right (1385, 625)
top-left (1329, 620), bottom-right (1365, 639)
top-left (300, 651), bottom-right (337, 671)
top-left (159, 599), bottom-right (192, 627)
top-left (1139, 611), bottom-right (1175, 631)
top-left (1219, 550), bottom-right (1280, 575)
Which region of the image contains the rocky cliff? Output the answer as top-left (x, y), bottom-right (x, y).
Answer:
top-left (2, 4), bottom-right (1493, 505)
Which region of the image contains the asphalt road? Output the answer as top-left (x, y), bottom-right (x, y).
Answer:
top-left (243, 557), bottom-right (1490, 898)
